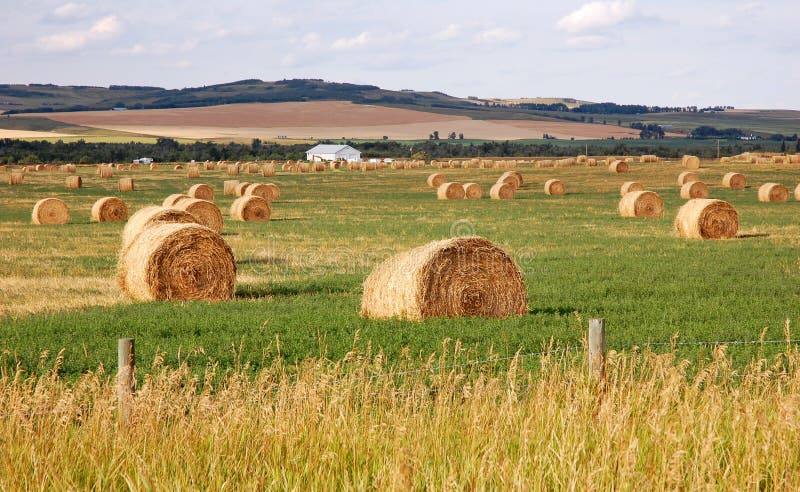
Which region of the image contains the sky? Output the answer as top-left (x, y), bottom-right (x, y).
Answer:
top-left (2, 0), bottom-right (798, 109)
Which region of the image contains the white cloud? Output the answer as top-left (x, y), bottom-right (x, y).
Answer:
top-left (37, 15), bottom-right (121, 52)
top-left (112, 39), bottom-right (198, 57)
top-left (564, 35), bottom-right (615, 49)
top-left (736, 2), bottom-right (761, 12)
top-left (331, 32), bottom-right (370, 50)
top-left (473, 27), bottom-right (521, 45)
top-left (173, 60), bottom-right (192, 69)
top-left (52, 2), bottom-right (90, 19)
top-left (281, 54), bottom-right (297, 67)
top-left (433, 24), bottom-right (460, 41)
top-left (301, 32), bottom-right (321, 50)
top-left (557, 1), bottom-right (637, 33)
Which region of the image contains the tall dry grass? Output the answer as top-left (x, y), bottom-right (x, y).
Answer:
top-left (1, 341), bottom-right (800, 489)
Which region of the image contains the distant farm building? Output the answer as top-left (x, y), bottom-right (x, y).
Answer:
top-left (133, 157), bottom-right (153, 164)
top-left (306, 144), bottom-right (361, 162)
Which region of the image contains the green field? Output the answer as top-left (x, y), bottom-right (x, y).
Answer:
top-left (2, 161), bottom-right (800, 379)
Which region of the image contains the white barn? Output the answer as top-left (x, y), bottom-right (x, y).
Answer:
top-left (306, 144), bottom-right (361, 162)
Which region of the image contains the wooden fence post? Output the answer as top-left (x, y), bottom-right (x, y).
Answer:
top-left (588, 319), bottom-right (606, 379)
top-left (117, 338), bottom-right (135, 422)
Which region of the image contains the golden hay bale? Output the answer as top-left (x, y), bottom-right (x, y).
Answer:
top-left (789, 155), bottom-right (800, 164)
top-left (32, 198), bottom-right (69, 225)
top-left (187, 167), bottom-right (201, 179)
top-left (682, 155), bottom-right (701, 169)
top-left (609, 160), bottom-right (629, 173)
top-left (91, 197), bottom-right (128, 222)
top-left (437, 182), bottom-right (465, 200)
top-left (8, 172), bottom-right (25, 185)
top-left (773, 156), bottom-right (786, 164)
top-left (360, 236), bottom-right (527, 320)
top-left (675, 199), bottom-right (738, 239)
top-left (149, 163), bottom-right (158, 170)
top-left (586, 158), bottom-right (598, 167)
top-left (795, 184), bottom-right (800, 201)
top-left (173, 198), bottom-right (223, 233)
top-left (129, 164), bottom-right (139, 171)
top-left (722, 172), bottom-right (746, 189)
top-left (497, 174), bottom-right (521, 190)
top-left (61, 164), bottom-right (77, 173)
top-left (620, 181), bottom-right (644, 196)
top-left (230, 195), bottom-right (271, 221)
top-left (640, 154), bottom-right (658, 163)
top-left (0, 165), bottom-right (6, 172)
top-left (99, 166), bottom-right (114, 178)
top-left (35, 164), bottom-right (45, 171)
top-left (188, 183), bottom-right (214, 201)
top-left (204, 162), bottom-right (216, 171)
top-left (624, 157), bottom-right (635, 163)
top-left (245, 183), bottom-right (280, 202)
top-left (680, 181), bottom-right (709, 199)
top-left (462, 183), bottom-right (483, 199)
top-left (758, 183), bottom-right (789, 202)
top-left (247, 163), bottom-right (260, 174)
top-left (227, 164), bottom-right (240, 175)
top-left (427, 173), bottom-right (446, 188)
top-left (65, 175), bottom-right (82, 189)
top-left (118, 178), bottom-right (135, 192)
top-left (544, 179), bottom-right (566, 196)
top-left (118, 223), bottom-right (235, 301)
top-left (262, 164), bottom-right (276, 177)
top-left (121, 206), bottom-right (199, 252)
top-left (174, 165), bottom-right (184, 171)
top-left (576, 155), bottom-right (587, 164)
top-left (234, 182), bottom-right (253, 197)
top-left (677, 171), bottom-right (698, 185)
top-left (535, 160), bottom-right (554, 168)
top-left (313, 162), bottom-right (326, 172)
top-left (162, 194), bottom-right (192, 207)
top-left (618, 191), bottom-right (664, 219)
top-left (502, 171), bottom-right (524, 187)
top-left (330, 162), bottom-right (341, 171)
top-left (490, 182), bottom-right (515, 200)
top-left (223, 180), bottom-right (240, 196)
top-left (299, 162), bottom-right (311, 173)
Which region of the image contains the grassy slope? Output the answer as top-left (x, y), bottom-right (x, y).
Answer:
top-left (1, 161), bottom-right (800, 378)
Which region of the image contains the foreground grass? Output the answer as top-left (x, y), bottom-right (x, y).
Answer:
top-left (1, 346), bottom-right (799, 489)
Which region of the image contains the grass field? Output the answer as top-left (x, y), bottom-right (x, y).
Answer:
top-left (2, 159), bottom-right (800, 380)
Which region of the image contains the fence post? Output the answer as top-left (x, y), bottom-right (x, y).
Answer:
top-left (117, 337), bottom-right (135, 422)
top-left (588, 319), bottom-right (606, 379)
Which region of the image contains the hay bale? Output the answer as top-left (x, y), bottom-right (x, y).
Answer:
top-left (234, 182), bottom-right (253, 197)
top-left (118, 178), bottom-right (135, 192)
top-left (187, 167), bottom-right (201, 179)
top-left (245, 183), bottom-right (280, 202)
top-left (586, 158), bottom-right (598, 167)
top-left (758, 183), bottom-right (789, 202)
top-left (675, 199), bottom-right (738, 239)
top-left (722, 172), bottom-right (746, 189)
top-left (262, 164), bottom-right (276, 177)
top-left (360, 236), bottom-right (527, 320)
top-left (129, 164), bottom-right (139, 171)
top-left (462, 183), bottom-right (483, 199)
top-left (8, 172), bottom-right (24, 185)
top-left (489, 182), bottom-right (515, 200)
top-left (230, 196), bottom-right (271, 221)
top-left (173, 198), bottom-right (224, 233)
top-left (437, 182), bottom-right (465, 200)
top-left (204, 162), bottom-right (216, 171)
top-left (499, 171), bottom-right (523, 188)
top-left (65, 176), bottom-right (82, 189)
top-left (640, 154), bottom-right (658, 163)
top-left (609, 160), bottom-right (629, 173)
top-left (118, 223), bottom-right (235, 301)
top-left (682, 155), bottom-right (701, 169)
top-left (677, 171), bottom-right (698, 186)
top-left (174, 165), bottom-right (184, 171)
top-left (149, 163), bottom-right (158, 171)
top-left (795, 184), bottom-right (800, 201)
top-left (620, 181), bottom-right (644, 196)
top-left (162, 194), bottom-right (192, 207)
top-left (227, 165), bottom-right (240, 176)
top-left (99, 166), bottom-right (114, 178)
top-left (247, 163), bottom-right (260, 174)
top-left (121, 206), bottom-right (199, 252)
top-left (32, 198), bottom-right (69, 225)
top-left (543, 179), bottom-right (566, 196)
top-left (188, 183), bottom-right (214, 201)
top-left (91, 197), bottom-right (128, 222)
top-left (680, 181), bottom-right (709, 199)
top-left (427, 173), bottom-right (446, 188)
top-left (313, 162), bottom-right (326, 172)
top-left (223, 180), bottom-right (239, 196)
top-left (618, 191), bottom-right (664, 218)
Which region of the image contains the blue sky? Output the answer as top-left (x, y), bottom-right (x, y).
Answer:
top-left (2, 0), bottom-right (798, 109)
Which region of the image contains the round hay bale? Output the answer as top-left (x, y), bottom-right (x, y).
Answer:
top-left (223, 180), bottom-right (239, 196)
top-left (262, 164), bottom-right (276, 177)
top-left (121, 206), bottom-right (199, 252)
top-left (682, 155), bottom-right (701, 169)
top-left (618, 191), bottom-right (664, 218)
top-left (129, 164), bottom-right (139, 171)
top-left (234, 182), bottom-right (253, 197)
top-left (8, 172), bottom-right (25, 185)
top-left (118, 178), bottom-right (135, 192)
top-left (437, 182), bottom-right (465, 200)
top-left (722, 172), bottom-right (746, 189)
top-left (677, 171), bottom-right (698, 186)
top-left (489, 182), bottom-right (515, 200)
top-left (680, 181), bottom-right (709, 199)
top-left (162, 194), bottom-right (192, 207)
top-left (675, 199), bottom-right (738, 239)
top-left (620, 181), bottom-right (644, 196)
top-left (609, 160), bottom-right (629, 173)
top-left (245, 183), bottom-right (280, 202)
top-left (544, 179), bottom-right (566, 196)
top-left (188, 183), bottom-right (214, 201)
top-left (758, 183), bottom-right (789, 202)
top-left (62, 164), bottom-right (77, 173)
top-left (427, 173), bottom-right (446, 188)
top-left (91, 197), bottom-right (128, 222)
top-left (360, 236), bottom-right (527, 320)
top-left (172, 165), bottom-right (183, 171)
top-left (99, 166), bottom-right (114, 178)
top-left (247, 163), bottom-right (260, 174)
top-left (204, 162), bottom-right (216, 171)
top-left (499, 171), bottom-right (523, 188)
top-left (32, 198), bottom-right (69, 225)
top-left (187, 167), bottom-right (201, 179)
top-left (313, 162), bottom-right (326, 172)
top-left (35, 164), bottom-right (45, 171)
top-left (227, 165), bottom-right (240, 176)
top-left (497, 174), bottom-right (521, 190)
top-left (230, 195), bottom-right (271, 221)
top-left (65, 176), bottom-right (82, 189)
top-left (462, 183), bottom-right (483, 199)
top-left (173, 198), bottom-right (223, 233)
top-left (149, 163), bottom-right (158, 171)
top-left (118, 223), bottom-right (235, 301)
top-left (299, 162), bottom-right (311, 173)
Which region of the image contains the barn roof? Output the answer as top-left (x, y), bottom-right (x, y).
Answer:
top-left (306, 144), bottom-right (360, 154)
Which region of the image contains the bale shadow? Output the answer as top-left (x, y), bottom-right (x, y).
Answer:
top-left (528, 306), bottom-right (577, 316)
top-left (235, 282), bottom-right (352, 299)
top-left (237, 256), bottom-right (291, 266)
top-left (737, 233), bottom-right (770, 239)
top-left (270, 217), bottom-right (306, 221)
